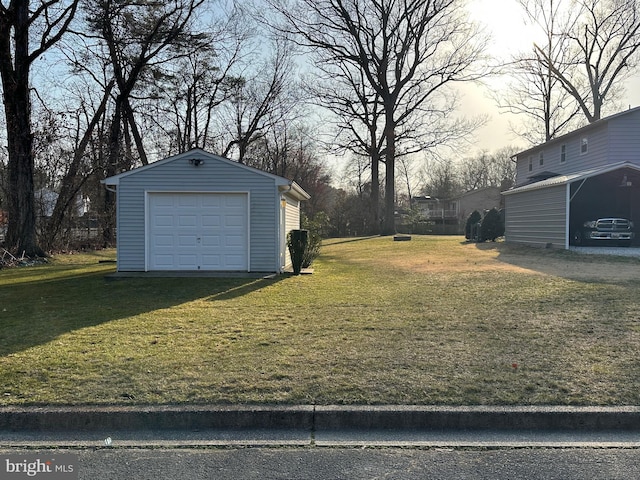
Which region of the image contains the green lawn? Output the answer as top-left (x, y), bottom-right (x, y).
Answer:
top-left (1, 237), bottom-right (640, 406)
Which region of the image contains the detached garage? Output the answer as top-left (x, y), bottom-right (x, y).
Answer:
top-left (102, 149), bottom-right (310, 273)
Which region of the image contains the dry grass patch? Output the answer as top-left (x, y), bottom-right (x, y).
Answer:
top-left (1, 238), bottom-right (640, 406)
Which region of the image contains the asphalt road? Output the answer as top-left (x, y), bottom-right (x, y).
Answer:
top-left (2, 446), bottom-right (640, 480)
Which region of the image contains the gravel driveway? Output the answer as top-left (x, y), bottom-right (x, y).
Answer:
top-left (569, 246), bottom-right (640, 257)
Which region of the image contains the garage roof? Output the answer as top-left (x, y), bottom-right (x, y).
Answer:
top-left (502, 162), bottom-right (640, 196)
top-left (101, 148), bottom-right (310, 201)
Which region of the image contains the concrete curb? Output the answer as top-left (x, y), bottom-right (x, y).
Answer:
top-left (2, 405), bottom-right (640, 432)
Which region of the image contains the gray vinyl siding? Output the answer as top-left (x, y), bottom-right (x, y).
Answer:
top-left (608, 110), bottom-right (640, 164)
top-left (115, 153), bottom-right (278, 272)
top-left (504, 185), bottom-right (567, 248)
top-left (515, 123), bottom-right (610, 185)
top-left (282, 197), bottom-right (301, 268)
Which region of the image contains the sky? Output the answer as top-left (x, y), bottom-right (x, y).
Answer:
top-left (464, 0), bottom-right (640, 155)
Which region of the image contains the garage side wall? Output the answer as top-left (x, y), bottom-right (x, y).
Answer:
top-left (281, 196), bottom-right (301, 269)
top-left (504, 185), bottom-right (567, 248)
top-left (115, 157), bottom-right (278, 272)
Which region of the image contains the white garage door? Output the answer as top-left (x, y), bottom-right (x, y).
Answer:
top-left (148, 192), bottom-right (248, 271)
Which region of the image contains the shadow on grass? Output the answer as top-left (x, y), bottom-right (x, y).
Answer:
top-left (0, 267), bottom-right (283, 357)
top-left (473, 240), bottom-right (640, 282)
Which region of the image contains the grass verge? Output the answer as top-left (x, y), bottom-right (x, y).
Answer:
top-left (1, 238), bottom-right (639, 406)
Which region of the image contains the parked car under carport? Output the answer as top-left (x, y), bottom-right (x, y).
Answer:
top-left (570, 217), bottom-right (635, 246)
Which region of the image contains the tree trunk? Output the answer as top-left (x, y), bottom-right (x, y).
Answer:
top-left (369, 146), bottom-right (380, 236)
top-left (0, 0), bottom-right (42, 256)
top-left (102, 101), bottom-right (124, 246)
top-left (381, 114), bottom-right (396, 236)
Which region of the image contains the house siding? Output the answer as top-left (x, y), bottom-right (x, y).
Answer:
top-left (608, 110), bottom-right (640, 163)
top-left (515, 123), bottom-right (610, 185)
top-left (282, 196), bottom-right (301, 269)
top-left (457, 187), bottom-right (502, 221)
top-left (504, 185), bottom-right (567, 248)
top-left (115, 153), bottom-right (279, 272)
top-left (515, 108), bottom-right (640, 187)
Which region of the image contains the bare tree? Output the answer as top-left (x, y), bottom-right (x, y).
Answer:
top-left (458, 145), bottom-right (519, 192)
top-left (0, 0), bottom-right (79, 255)
top-left (491, 0), bottom-right (582, 143)
top-left (80, 0), bottom-right (207, 242)
top-left (268, 0), bottom-right (488, 235)
top-left (221, 37), bottom-right (298, 164)
top-left (533, 0), bottom-right (640, 123)
top-left (150, 3), bottom-right (248, 154)
top-left (43, 80), bottom-right (115, 249)
top-left (421, 160), bottom-right (461, 200)
top-left (308, 61), bottom-right (385, 233)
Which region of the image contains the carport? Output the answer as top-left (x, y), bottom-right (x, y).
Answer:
top-left (503, 162), bottom-right (640, 249)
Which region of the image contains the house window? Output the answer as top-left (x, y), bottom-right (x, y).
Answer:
top-left (528, 156), bottom-right (533, 172)
top-left (581, 137), bottom-right (588, 154)
top-left (560, 144), bottom-right (566, 163)
top-left (539, 152), bottom-right (544, 166)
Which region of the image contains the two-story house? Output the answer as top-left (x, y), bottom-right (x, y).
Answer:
top-left (502, 107), bottom-right (640, 248)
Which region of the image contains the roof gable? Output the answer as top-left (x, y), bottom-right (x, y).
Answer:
top-left (101, 148), bottom-right (310, 200)
top-left (100, 148), bottom-right (311, 200)
top-left (102, 149), bottom-right (287, 185)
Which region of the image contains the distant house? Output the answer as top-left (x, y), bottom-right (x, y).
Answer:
top-left (413, 196), bottom-right (458, 221)
top-left (503, 107), bottom-right (640, 248)
top-left (456, 187), bottom-right (503, 222)
top-left (412, 187), bottom-right (502, 234)
top-left (102, 149), bottom-right (310, 273)
top-left (35, 189), bottom-right (91, 218)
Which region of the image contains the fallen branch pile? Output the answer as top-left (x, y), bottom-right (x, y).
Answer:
top-left (1, 249), bottom-right (48, 269)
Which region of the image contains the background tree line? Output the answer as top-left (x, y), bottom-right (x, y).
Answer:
top-left (1, 0), bottom-right (639, 254)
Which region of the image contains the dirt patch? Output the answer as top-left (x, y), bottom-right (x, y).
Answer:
top-left (481, 243), bottom-right (640, 282)
top-left (388, 241), bottom-right (640, 282)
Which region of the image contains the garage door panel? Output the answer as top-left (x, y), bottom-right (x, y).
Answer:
top-left (178, 215), bottom-right (197, 227)
top-left (178, 235), bottom-right (197, 247)
top-left (154, 215), bottom-right (174, 227)
top-left (154, 196), bottom-right (174, 207)
top-left (202, 215), bottom-right (221, 227)
top-left (154, 235), bottom-right (174, 247)
top-left (178, 195), bottom-right (198, 207)
top-left (224, 195), bottom-right (244, 207)
top-left (225, 235), bottom-right (244, 247)
top-left (201, 254), bottom-right (222, 268)
top-left (224, 254), bottom-right (245, 269)
top-left (153, 254), bottom-right (175, 268)
top-left (225, 215), bottom-right (244, 227)
top-left (148, 193), bottom-right (247, 271)
top-left (177, 254), bottom-right (198, 268)
top-left (201, 195), bottom-right (222, 207)
top-left (201, 235), bottom-right (221, 247)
